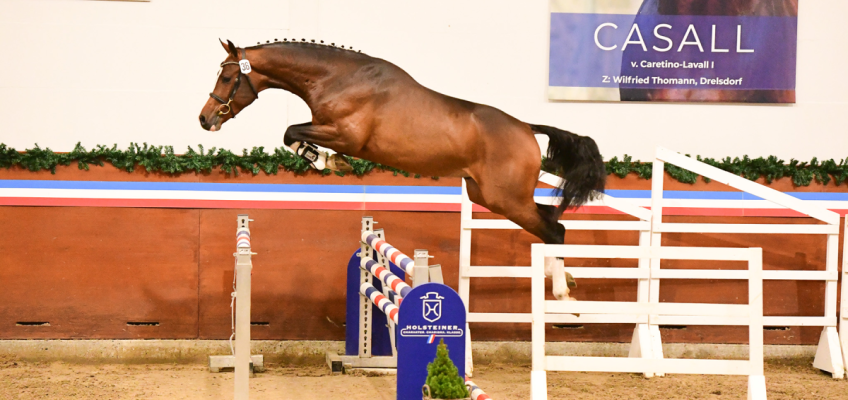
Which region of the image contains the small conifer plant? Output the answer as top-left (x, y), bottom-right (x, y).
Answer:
top-left (423, 339), bottom-right (469, 399)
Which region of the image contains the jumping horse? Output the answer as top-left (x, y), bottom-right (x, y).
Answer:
top-left (198, 39), bottom-right (607, 301)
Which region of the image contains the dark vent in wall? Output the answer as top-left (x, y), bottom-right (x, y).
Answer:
top-left (552, 324), bottom-right (584, 330)
top-left (659, 325), bottom-right (687, 330)
top-left (17, 322), bottom-right (50, 326)
top-left (127, 322), bottom-right (160, 327)
top-left (764, 326), bottom-right (790, 331)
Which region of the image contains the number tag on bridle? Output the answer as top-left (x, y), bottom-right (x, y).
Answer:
top-left (239, 60), bottom-right (252, 74)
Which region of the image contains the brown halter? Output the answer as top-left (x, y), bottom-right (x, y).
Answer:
top-left (209, 48), bottom-right (258, 117)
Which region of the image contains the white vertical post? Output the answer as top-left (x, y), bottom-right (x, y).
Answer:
top-left (630, 229), bottom-right (654, 376)
top-left (413, 249), bottom-right (430, 287)
top-left (648, 158), bottom-right (666, 366)
top-left (636, 230), bottom-right (651, 304)
top-left (814, 232), bottom-right (845, 378)
top-left (748, 248), bottom-right (764, 375)
top-left (359, 217), bottom-right (375, 359)
top-left (234, 215), bottom-right (253, 400)
top-left (631, 228), bottom-right (655, 377)
top-left (428, 265), bottom-right (445, 284)
top-left (841, 217), bottom-right (848, 370)
top-left (747, 248), bottom-right (767, 400)
top-left (458, 179), bottom-right (473, 310)
top-left (824, 234), bottom-right (839, 322)
top-left (459, 179), bottom-right (474, 377)
top-left (530, 244), bottom-right (548, 400)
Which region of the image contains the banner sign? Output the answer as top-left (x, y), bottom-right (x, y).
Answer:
top-left (548, 0), bottom-right (798, 103)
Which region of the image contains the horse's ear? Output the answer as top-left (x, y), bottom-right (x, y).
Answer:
top-left (219, 38), bottom-right (230, 53)
top-left (226, 40), bottom-right (239, 58)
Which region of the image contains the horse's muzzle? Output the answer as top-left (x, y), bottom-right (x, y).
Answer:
top-left (199, 113), bottom-right (223, 131)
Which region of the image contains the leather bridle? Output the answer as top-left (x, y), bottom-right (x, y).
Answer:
top-left (210, 48), bottom-right (258, 117)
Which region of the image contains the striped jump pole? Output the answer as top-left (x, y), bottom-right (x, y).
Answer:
top-left (360, 282), bottom-right (399, 325)
top-left (360, 258), bottom-right (412, 305)
top-left (465, 379), bottom-right (492, 400)
top-left (361, 231), bottom-right (415, 275)
top-left (331, 216), bottom-right (445, 377)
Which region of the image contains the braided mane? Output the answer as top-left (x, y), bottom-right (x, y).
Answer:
top-left (246, 38), bottom-right (366, 55)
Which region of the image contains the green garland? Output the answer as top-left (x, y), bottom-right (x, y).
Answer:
top-left (0, 142), bottom-right (425, 179)
top-left (603, 154), bottom-right (848, 187)
top-left (1, 143), bottom-right (847, 187)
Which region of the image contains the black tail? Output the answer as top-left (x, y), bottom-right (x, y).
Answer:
top-left (530, 124), bottom-right (606, 215)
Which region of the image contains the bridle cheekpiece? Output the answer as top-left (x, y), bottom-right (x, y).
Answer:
top-left (210, 48), bottom-right (258, 117)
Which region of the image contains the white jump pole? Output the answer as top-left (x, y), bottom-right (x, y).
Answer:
top-left (234, 215), bottom-right (253, 400)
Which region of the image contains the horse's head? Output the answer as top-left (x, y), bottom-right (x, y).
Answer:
top-left (199, 40), bottom-right (260, 131)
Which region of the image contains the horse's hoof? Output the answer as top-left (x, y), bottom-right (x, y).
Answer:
top-left (552, 286), bottom-right (570, 301)
top-left (566, 271), bottom-right (577, 289)
top-left (327, 154), bottom-right (354, 172)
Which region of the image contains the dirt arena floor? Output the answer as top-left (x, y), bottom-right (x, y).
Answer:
top-left (1, 356), bottom-right (847, 400)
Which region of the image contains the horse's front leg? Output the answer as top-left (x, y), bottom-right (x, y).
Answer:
top-left (283, 122), bottom-right (352, 172)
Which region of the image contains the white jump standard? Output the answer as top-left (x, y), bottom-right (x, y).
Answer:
top-left (208, 215), bottom-right (263, 400)
top-left (530, 243), bottom-right (766, 400)
top-left (651, 147), bottom-right (845, 378)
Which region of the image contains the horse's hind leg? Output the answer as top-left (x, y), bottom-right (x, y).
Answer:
top-left (537, 203), bottom-right (578, 290)
top-left (464, 177), bottom-right (576, 301)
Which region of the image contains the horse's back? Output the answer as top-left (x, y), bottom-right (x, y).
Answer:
top-left (321, 54), bottom-right (540, 177)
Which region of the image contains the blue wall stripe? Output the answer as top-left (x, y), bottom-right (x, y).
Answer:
top-left (0, 180), bottom-right (461, 195)
top-left (1, 180), bottom-right (846, 201)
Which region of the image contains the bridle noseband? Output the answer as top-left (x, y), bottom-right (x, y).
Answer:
top-left (210, 48), bottom-right (258, 117)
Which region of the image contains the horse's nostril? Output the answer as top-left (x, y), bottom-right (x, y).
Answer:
top-left (199, 115), bottom-right (206, 125)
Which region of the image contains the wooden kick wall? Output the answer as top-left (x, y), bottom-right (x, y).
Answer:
top-left (0, 166), bottom-right (844, 345)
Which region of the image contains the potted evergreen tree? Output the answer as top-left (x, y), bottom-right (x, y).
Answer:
top-left (422, 339), bottom-right (470, 400)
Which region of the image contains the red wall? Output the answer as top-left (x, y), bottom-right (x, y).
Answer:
top-left (0, 165), bottom-right (844, 345)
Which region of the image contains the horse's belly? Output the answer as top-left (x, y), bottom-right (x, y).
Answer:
top-left (354, 146), bottom-right (471, 178)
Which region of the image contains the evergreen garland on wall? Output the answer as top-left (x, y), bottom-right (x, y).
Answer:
top-left (0, 143), bottom-right (420, 178)
top-left (1, 143), bottom-right (847, 187)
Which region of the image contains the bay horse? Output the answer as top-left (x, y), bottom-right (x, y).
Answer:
top-left (198, 39), bottom-right (606, 301)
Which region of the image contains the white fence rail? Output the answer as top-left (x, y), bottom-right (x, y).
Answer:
top-left (530, 244), bottom-right (766, 400)
top-left (652, 147), bottom-right (844, 378)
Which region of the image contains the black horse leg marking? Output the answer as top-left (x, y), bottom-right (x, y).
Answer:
top-left (283, 122), bottom-right (313, 147)
top-left (535, 203), bottom-right (566, 244)
top-left (283, 122), bottom-right (341, 148)
top-left (284, 122), bottom-right (353, 172)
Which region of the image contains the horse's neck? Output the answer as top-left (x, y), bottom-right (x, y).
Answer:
top-left (250, 46), bottom-right (346, 106)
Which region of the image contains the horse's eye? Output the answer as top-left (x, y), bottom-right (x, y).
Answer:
top-left (222, 76), bottom-right (232, 84)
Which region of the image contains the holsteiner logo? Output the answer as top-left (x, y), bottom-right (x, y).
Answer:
top-left (422, 292), bottom-right (442, 322)
top-left (399, 292), bottom-right (464, 338)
